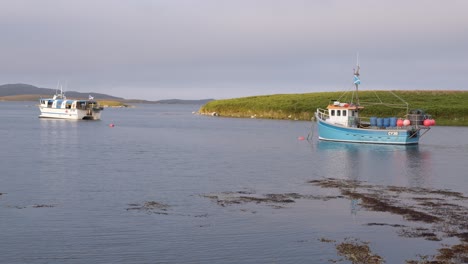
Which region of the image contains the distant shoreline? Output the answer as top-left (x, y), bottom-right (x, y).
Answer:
top-left (0, 95), bottom-right (213, 106)
top-left (0, 84), bottom-right (213, 105)
top-left (0, 96), bottom-right (129, 108)
top-left (0, 94), bottom-right (214, 106)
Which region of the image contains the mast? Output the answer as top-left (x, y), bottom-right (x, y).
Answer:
top-left (353, 56), bottom-right (361, 106)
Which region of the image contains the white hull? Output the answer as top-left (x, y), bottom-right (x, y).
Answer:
top-left (39, 107), bottom-right (102, 120)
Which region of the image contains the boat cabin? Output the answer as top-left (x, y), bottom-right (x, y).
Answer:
top-left (39, 99), bottom-right (99, 110)
top-left (326, 102), bottom-right (364, 127)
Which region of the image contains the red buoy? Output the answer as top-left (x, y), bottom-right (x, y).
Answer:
top-left (403, 119), bottom-right (411, 126)
top-left (423, 119), bottom-right (431, 126)
top-left (109, 123), bottom-right (115, 127)
top-left (396, 119), bottom-right (404, 127)
top-left (298, 136), bottom-right (305, 141)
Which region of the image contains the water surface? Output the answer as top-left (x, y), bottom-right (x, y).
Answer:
top-left (1, 102), bottom-right (467, 263)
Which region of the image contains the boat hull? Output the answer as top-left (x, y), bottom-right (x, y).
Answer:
top-left (39, 107), bottom-right (102, 120)
top-left (316, 114), bottom-right (420, 145)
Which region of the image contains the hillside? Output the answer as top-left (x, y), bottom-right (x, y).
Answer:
top-left (0, 83), bottom-right (124, 100)
top-left (0, 83), bottom-right (213, 104)
top-left (199, 90), bottom-right (468, 126)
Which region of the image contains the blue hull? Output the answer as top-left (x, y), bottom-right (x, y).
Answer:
top-left (316, 118), bottom-right (420, 145)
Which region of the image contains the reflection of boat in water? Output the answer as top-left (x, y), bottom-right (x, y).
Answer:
top-left (316, 141), bottom-right (419, 152)
top-left (316, 140), bottom-right (431, 188)
top-left (314, 60), bottom-right (434, 145)
top-left (38, 86), bottom-right (103, 120)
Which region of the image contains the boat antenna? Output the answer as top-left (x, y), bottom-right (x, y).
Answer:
top-left (63, 81), bottom-right (67, 99)
top-left (56, 80), bottom-right (60, 95)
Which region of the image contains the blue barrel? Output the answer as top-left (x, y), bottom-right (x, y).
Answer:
top-left (390, 117), bottom-right (397, 127)
top-left (376, 118), bottom-right (383, 127)
top-left (383, 118), bottom-right (390, 127)
top-left (370, 117), bottom-right (377, 126)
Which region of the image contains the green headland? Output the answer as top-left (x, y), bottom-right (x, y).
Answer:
top-left (199, 90), bottom-right (468, 126)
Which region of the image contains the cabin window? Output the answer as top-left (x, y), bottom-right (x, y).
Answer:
top-left (337, 110), bottom-right (341, 116)
top-left (331, 110), bottom-right (335, 116)
top-left (343, 110), bottom-right (347, 117)
top-left (77, 102), bottom-right (86, 110)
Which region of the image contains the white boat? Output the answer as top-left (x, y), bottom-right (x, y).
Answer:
top-left (314, 61), bottom-right (434, 145)
top-left (39, 88), bottom-right (103, 120)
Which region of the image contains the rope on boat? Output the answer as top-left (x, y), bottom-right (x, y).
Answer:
top-left (419, 127), bottom-right (432, 138)
top-left (373, 91), bottom-right (384, 104)
top-left (389, 91), bottom-right (409, 115)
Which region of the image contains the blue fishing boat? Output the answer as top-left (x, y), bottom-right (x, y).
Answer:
top-left (315, 62), bottom-right (434, 145)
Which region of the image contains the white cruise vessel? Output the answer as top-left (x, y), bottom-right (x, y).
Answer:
top-left (39, 88), bottom-right (103, 120)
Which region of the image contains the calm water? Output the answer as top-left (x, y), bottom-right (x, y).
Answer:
top-left (1, 102), bottom-right (467, 263)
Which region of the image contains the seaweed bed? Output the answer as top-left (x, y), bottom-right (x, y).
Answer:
top-left (126, 201), bottom-right (171, 215)
top-left (202, 178), bottom-right (468, 263)
top-left (3, 178), bottom-right (467, 262)
top-left (320, 237), bottom-right (384, 264)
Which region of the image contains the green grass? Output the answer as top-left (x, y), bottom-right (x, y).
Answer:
top-left (98, 100), bottom-right (129, 107)
top-left (199, 90), bottom-right (468, 126)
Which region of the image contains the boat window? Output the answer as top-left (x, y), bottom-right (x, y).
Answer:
top-left (337, 110), bottom-right (341, 116)
top-left (343, 110), bottom-right (347, 116)
top-left (331, 110), bottom-right (335, 116)
top-left (77, 102), bottom-right (86, 109)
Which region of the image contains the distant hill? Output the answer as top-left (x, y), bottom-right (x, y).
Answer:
top-left (0, 83), bottom-right (213, 104)
top-left (123, 98), bottom-right (214, 104)
top-left (0, 83), bottom-right (124, 100)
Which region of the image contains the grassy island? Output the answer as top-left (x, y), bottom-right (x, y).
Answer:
top-left (199, 90), bottom-right (468, 126)
top-left (97, 100), bottom-right (130, 108)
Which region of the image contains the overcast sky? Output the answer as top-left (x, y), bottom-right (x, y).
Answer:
top-left (1, 0), bottom-right (467, 100)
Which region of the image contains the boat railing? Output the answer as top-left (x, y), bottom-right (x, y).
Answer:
top-left (86, 103), bottom-right (98, 109)
top-left (89, 102), bottom-right (104, 111)
top-left (347, 116), bottom-right (361, 127)
top-left (358, 116), bottom-right (371, 124)
top-left (316, 108), bottom-right (329, 121)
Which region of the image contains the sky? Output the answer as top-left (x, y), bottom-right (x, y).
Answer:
top-left (1, 0), bottom-right (467, 100)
